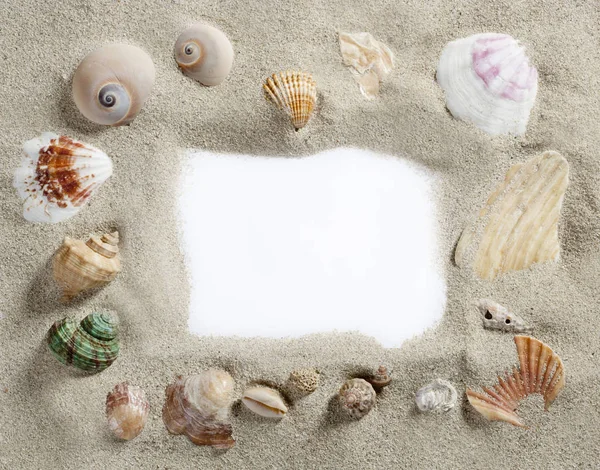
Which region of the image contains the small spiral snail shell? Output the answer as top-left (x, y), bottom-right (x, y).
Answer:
top-left (72, 44), bottom-right (156, 126)
top-left (174, 24), bottom-right (234, 86)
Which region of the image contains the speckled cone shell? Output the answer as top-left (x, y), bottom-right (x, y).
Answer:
top-left (53, 231), bottom-right (121, 301)
top-left (162, 370), bottom-right (235, 449)
top-left (13, 133), bottom-right (112, 224)
top-left (478, 299), bottom-right (532, 333)
top-left (106, 383), bottom-right (150, 440)
top-left (263, 71), bottom-right (317, 130)
top-left (338, 378), bottom-right (376, 419)
top-left (46, 312), bottom-right (119, 372)
top-left (467, 335), bottom-right (565, 428)
top-left (455, 152), bottom-right (569, 280)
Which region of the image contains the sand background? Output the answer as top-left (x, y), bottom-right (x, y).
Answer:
top-left (1, 0), bottom-right (599, 468)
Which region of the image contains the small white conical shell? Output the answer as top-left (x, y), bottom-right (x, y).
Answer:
top-left (478, 299), bottom-right (532, 333)
top-left (174, 24), bottom-right (234, 86)
top-left (437, 33), bottom-right (538, 135)
top-left (13, 133), bottom-right (112, 223)
top-left (72, 44), bottom-right (156, 126)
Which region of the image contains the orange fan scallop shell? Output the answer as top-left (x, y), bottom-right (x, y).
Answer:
top-left (466, 335), bottom-right (565, 428)
top-left (263, 71), bottom-right (317, 130)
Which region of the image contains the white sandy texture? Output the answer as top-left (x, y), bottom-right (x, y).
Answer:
top-left (0, 0), bottom-right (599, 469)
top-left (180, 148), bottom-right (446, 347)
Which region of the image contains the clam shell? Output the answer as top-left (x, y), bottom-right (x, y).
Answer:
top-left (478, 299), bottom-right (532, 333)
top-left (106, 383), bottom-right (150, 440)
top-left (338, 378), bottom-right (376, 419)
top-left (455, 152), bottom-right (569, 280)
top-left (263, 71), bottom-right (317, 130)
top-left (415, 379), bottom-right (457, 413)
top-left (53, 231), bottom-right (121, 301)
top-left (174, 24), bottom-right (234, 86)
top-left (72, 44), bottom-right (155, 126)
top-left (241, 386), bottom-right (287, 419)
top-left (338, 32), bottom-right (394, 98)
top-left (162, 370), bottom-right (235, 448)
top-left (46, 312), bottom-right (119, 372)
top-left (13, 133), bottom-right (112, 224)
top-left (467, 335), bottom-right (565, 428)
top-left (437, 33), bottom-right (538, 135)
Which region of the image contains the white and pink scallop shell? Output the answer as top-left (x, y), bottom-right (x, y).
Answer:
top-left (436, 33), bottom-right (538, 136)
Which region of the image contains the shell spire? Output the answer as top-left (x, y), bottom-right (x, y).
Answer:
top-left (46, 312), bottom-right (119, 373)
top-left (467, 335), bottom-right (565, 428)
top-left (162, 370), bottom-right (235, 449)
top-left (53, 231), bottom-right (121, 301)
top-left (263, 71), bottom-right (317, 130)
top-left (13, 133), bottom-right (112, 224)
top-left (106, 383), bottom-right (150, 440)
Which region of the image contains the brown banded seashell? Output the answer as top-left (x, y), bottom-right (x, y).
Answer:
top-left (415, 379), bottom-right (457, 413)
top-left (162, 370), bottom-right (235, 448)
top-left (478, 299), bottom-right (532, 333)
top-left (241, 386), bottom-right (288, 419)
top-left (72, 44), bottom-right (155, 126)
top-left (285, 369), bottom-right (320, 400)
top-left (13, 133), bottom-right (112, 224)
top-left (174, 24), bottom-right (234, 86)
top-left (366, 365), bottom-right (392, 390)
top-left (263, 71), bottom-right (317, 130)
top-left (53, 231), bottom-right (121, 301)
top-left (467, 335), bottom-right (565, 428)
top-left (455, 151), bottom-right (569, 280)
top-left (106, 383), bottom-right (150, 440)
top-left (338, 378), bottom-right (376, 419)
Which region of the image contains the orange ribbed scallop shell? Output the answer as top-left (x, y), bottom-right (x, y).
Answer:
top-left (467, 335), bottom-right (565, 428)
top-left (263, 71), bottom-right (317, 130)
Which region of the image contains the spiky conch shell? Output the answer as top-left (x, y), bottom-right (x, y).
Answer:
top-left (106, 382), bottom-right (150, 440)
top-left (338, 378), bottom-right (376, 419)
top-left (53, 231), bottom-right (121, 301)
top-left (162, 370), bottom-right (235, 449)
top-left (467, 335), bottom-right (565, 428)
top-left (46, 312), bottom-right (119, 372)
top-left (437, 33), bottom-right (538, 136)
top-left (13, 133), bottom-right (112, 224)
top-left (263, 71), bottom-right (317, 130)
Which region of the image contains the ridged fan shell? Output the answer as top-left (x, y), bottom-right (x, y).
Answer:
top-left (162, 370), bottom-right (235, 449)
top-left (455, 152), bottom-right (569, 280)
top-left (106, 382), bottom-right (150, 440)
top-left (53, 231), bottom-right (121, 301)
top-left (467, 335), bottom-right (565, 428)
top-left (437, 33), bottom-right (538, 135)
top-left (263, 71), bottom-right (317, 130)
top-left (13, 133), bottom-right (112, 224)
top-left (46, 312), bottom-right (119, 372)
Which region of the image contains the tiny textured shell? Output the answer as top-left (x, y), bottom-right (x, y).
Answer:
top-left (53, 231), bottom-right (121, 301)
top-left (13, 133), bottom-right (112, 224)
top-left (46, 312), bottom-right (119, 372)
top-left (467, 335), bottom-right (565, 428)
top-left (367, 365), bottom-right (392, 390)
top-left (338, 378), bottom-right (376, 419)
top-left (72, 44), bottom-right (155, 126)
top-left (106, 382), bottom-right (150, 440)
top-left (286, 369), bottom-right (319, 399)
top-left (478, 299), bottom-right (532, 333)
top-left (242, 386), bottom-right (288, 419)
top-left (174, 24), bottom-right (234, 86)
top-left (455, 152), bottom-right (569, 280)
top-left (162, 370), bottom-right (235, 448)
top-left (415, 379), bottom-right (457, 412)
top-left (263, 71), bottom-right (317, 130)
